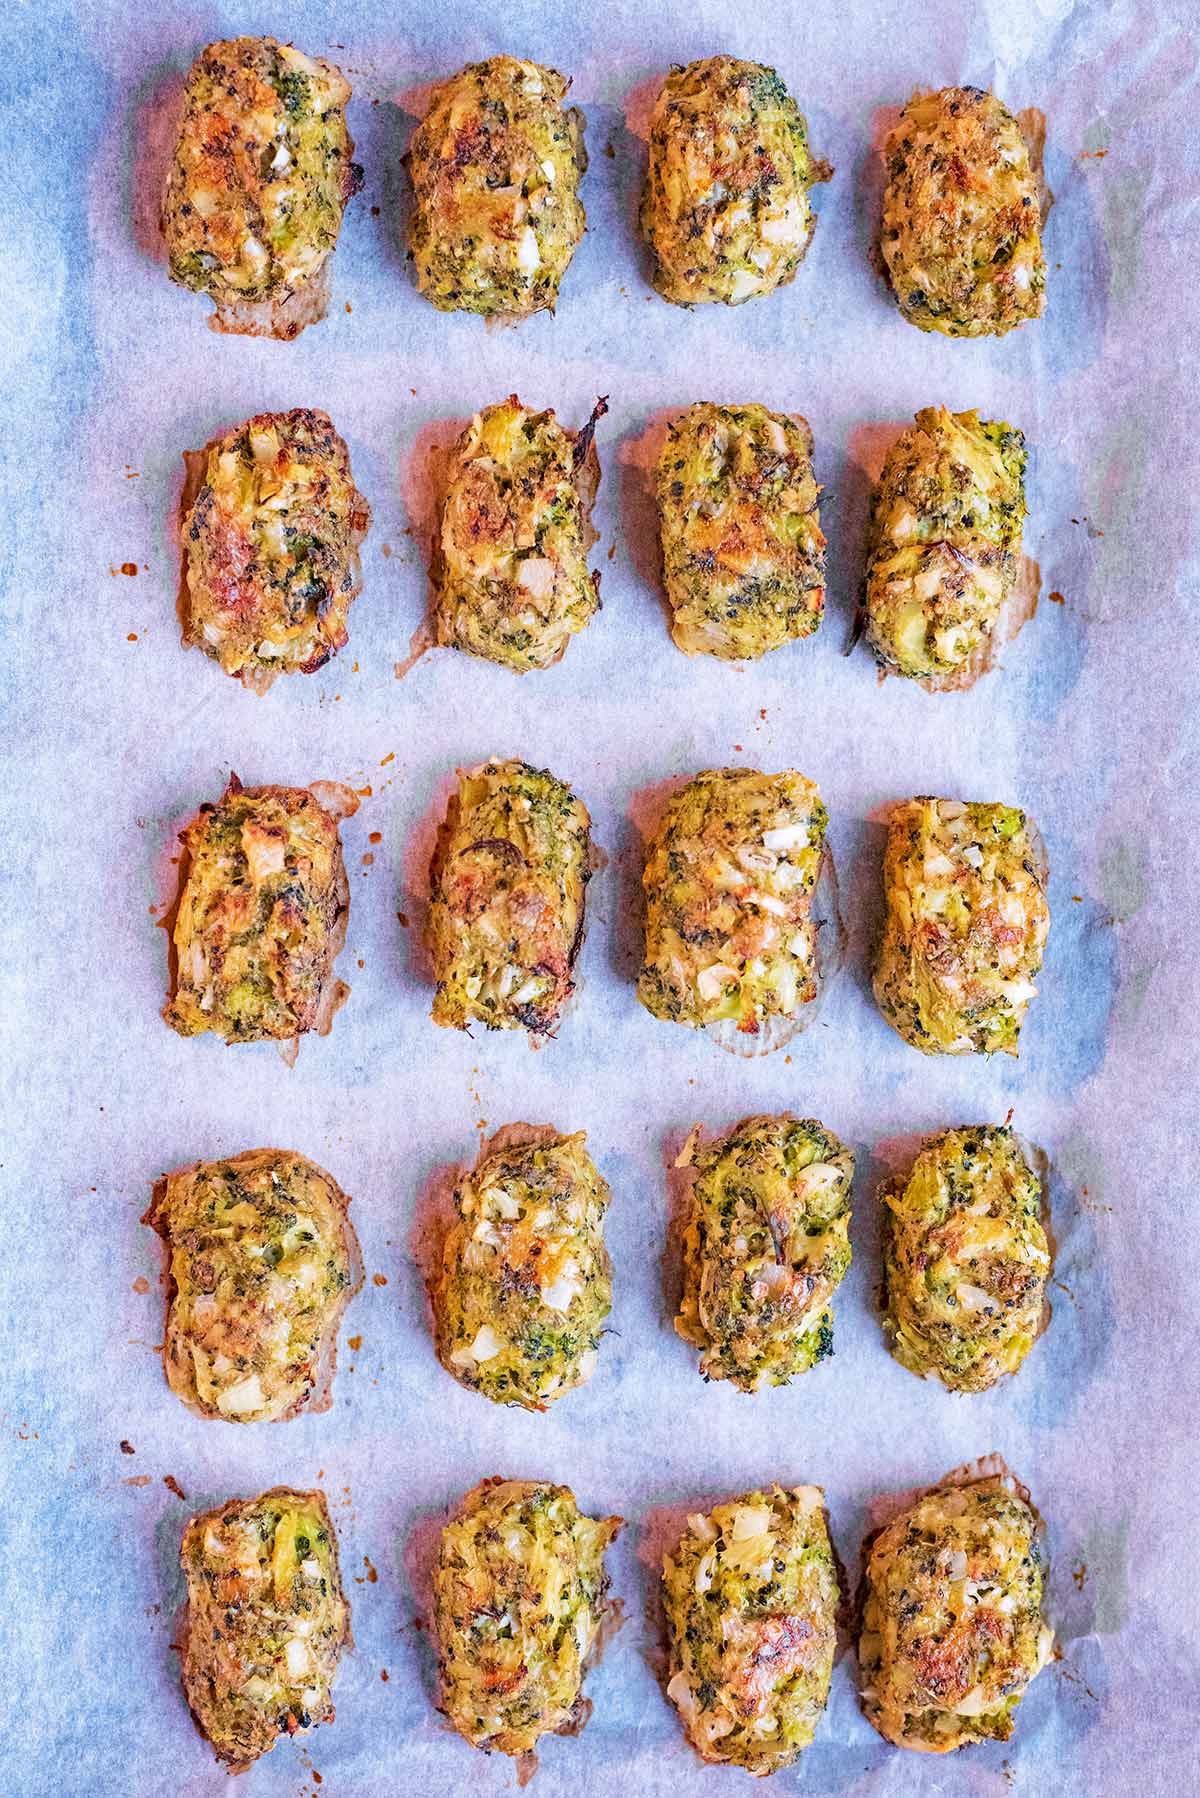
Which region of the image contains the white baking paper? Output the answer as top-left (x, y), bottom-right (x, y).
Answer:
top-left (2, 0), bottom-right (1198, 1793)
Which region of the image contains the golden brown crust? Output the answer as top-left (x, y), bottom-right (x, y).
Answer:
top-left (429, 397), bottom-right (604, 672)
top-left (408, 57), bottom-right (587, 321)
top-left (426, 759), bottom-right (592, 1035)
top-left (872, 798), bottom-right (1049, 1056)
top-left (179, 409), bottom-right (371, 691)
top-left (162, 38), bottom-right (360, 339)
top-left (432, 1477), bottom-right (622, 1760)
top-left (880, 1126), bottom-right (1050, 1391)
top-left (163, 775), bottom-right (353, 1047)
top-left (177, 1487), bottom-right (351, 1771)
top-left (144, 1148), bottom-right (363, 1423)
top-left (656, 403), bottom-right (825, 660)
top-left (431, 1127), bottom-right (612, 1410)
top-left (641, 57), bottom-right (829, 307)
top-left (879, 86), bottom-right (1046, 337)
top-left (637, 768), bottom-right (829, 1041)
top-left (856, 1458), bottom-right (1052, 1753)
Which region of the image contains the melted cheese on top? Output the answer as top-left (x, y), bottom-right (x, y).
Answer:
top-left (149, 1149), bottom-right (357, 1421)
top-left (428, 759), bottom-right (591, 1034)
top-left (165, 779), bottom-right (348, 1043)
top-left (884, 1127), bottom-right (1049, 1390)
top-left (184, 409), bottom-right (369, 686)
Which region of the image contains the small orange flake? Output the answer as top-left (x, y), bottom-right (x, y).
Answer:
top-left (132, 1275), bottom-right (150, 1294)
top-left (380, 751), bottom-right (395, 766)
top-left (380, 543), bottom-right (392, 558)
top-left (163, 1474), bottom-right (187, 1501)
top-left (345, 301), bottom-right (353, 313)
top-left (363, 1556), bottom-right (378, 1583)
top-left (348, 1334), bottom-right (362, 1351)
top-left (127, 632), bottom-right (138, 642)
top-left (125, 1474), bottom-right (152, 1488)
top-left (397, 910), bottom-right (410, 929)
top-left (373, 1272), bottom-right (388, 1287)
top-left (121, 562), bottom-right (138, 576)
top-left (1049, 590), bottom-right (1066, 605)
top-left (362, 852), bottom-right (375, 867)
top-left (1072, 894), bottom-right (1083, 902)
top-left (356, 785), bottom-right (373, 798)
top-left (357, 957), bottom-right (365, 968)
top-left (733, 743), bottom-right (743, 752)
top-left (371, 205), bottom-right (380, 216)
top-left (380, 1668), bottom-right (390, 1682)
top-left (120, 1440), bottom-right (135, 1455)
top-left (369, 830), bottom-right (382, 845)
top-left (607, 542), bottom-right (616, 560)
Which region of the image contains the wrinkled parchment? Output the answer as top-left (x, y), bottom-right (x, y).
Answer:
top-left (1, 1), bottom-right (1198, 1794)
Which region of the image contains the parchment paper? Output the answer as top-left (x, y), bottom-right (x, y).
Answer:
top-left (2, 1), bottom-right (1198, 1793)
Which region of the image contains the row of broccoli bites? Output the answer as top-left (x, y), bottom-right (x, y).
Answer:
top-left (177, 398), bottom-right (1030, 689)
top-left (141, 1123), bottom-right (1049, 1428)
top-left (164, 41), bottom-right (1046, 337)
top-left (161, 766), bottom-right (1049, 1059)
top-left (176, 1463), bottom-right (1053, 1774)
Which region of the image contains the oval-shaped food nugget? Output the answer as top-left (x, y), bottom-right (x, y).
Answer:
top-left (873, 798), bottom-right (1049, 1056)
top-left (880, 86), bottom-right (1046, 337)
top-left (433, 396), bottom-right (604, 671)
top-left (859, 1463), bottom-right (1053, 1750)
top-left (145, 1149), bottom-right (362, 1421)
top-left (409, 57), bottom-right (586, 319)
top-left (434, 1478), bottom-right (622, 1760)
top-left (179, 1488), bottom-right (350, 1770)
top-left (638, 768), bottom-right (829, 1041)
top-left (676, 1116), bottom-right (853, 1390)
top-left (164, 775), bottom-right (351, 1046)
top-left (641, 57), bottom-right (828, 307)
top-left (664, 1486), bottom-right (838, 1773)
top-left (427, 758), bottom-right (591, 1034)
top-left (865, 408), bottom-right (1026, 685)
top-left (181, 409), bottom-right (371, 692)
top-left (657, 403), bottom-right (825, 659)
top-left (434, 1128), bottom-right (612, 1409)
top-left (882, 1127), bottom-right (1049, 1391)
top-left (163, 37), bottom-right (360, 338)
